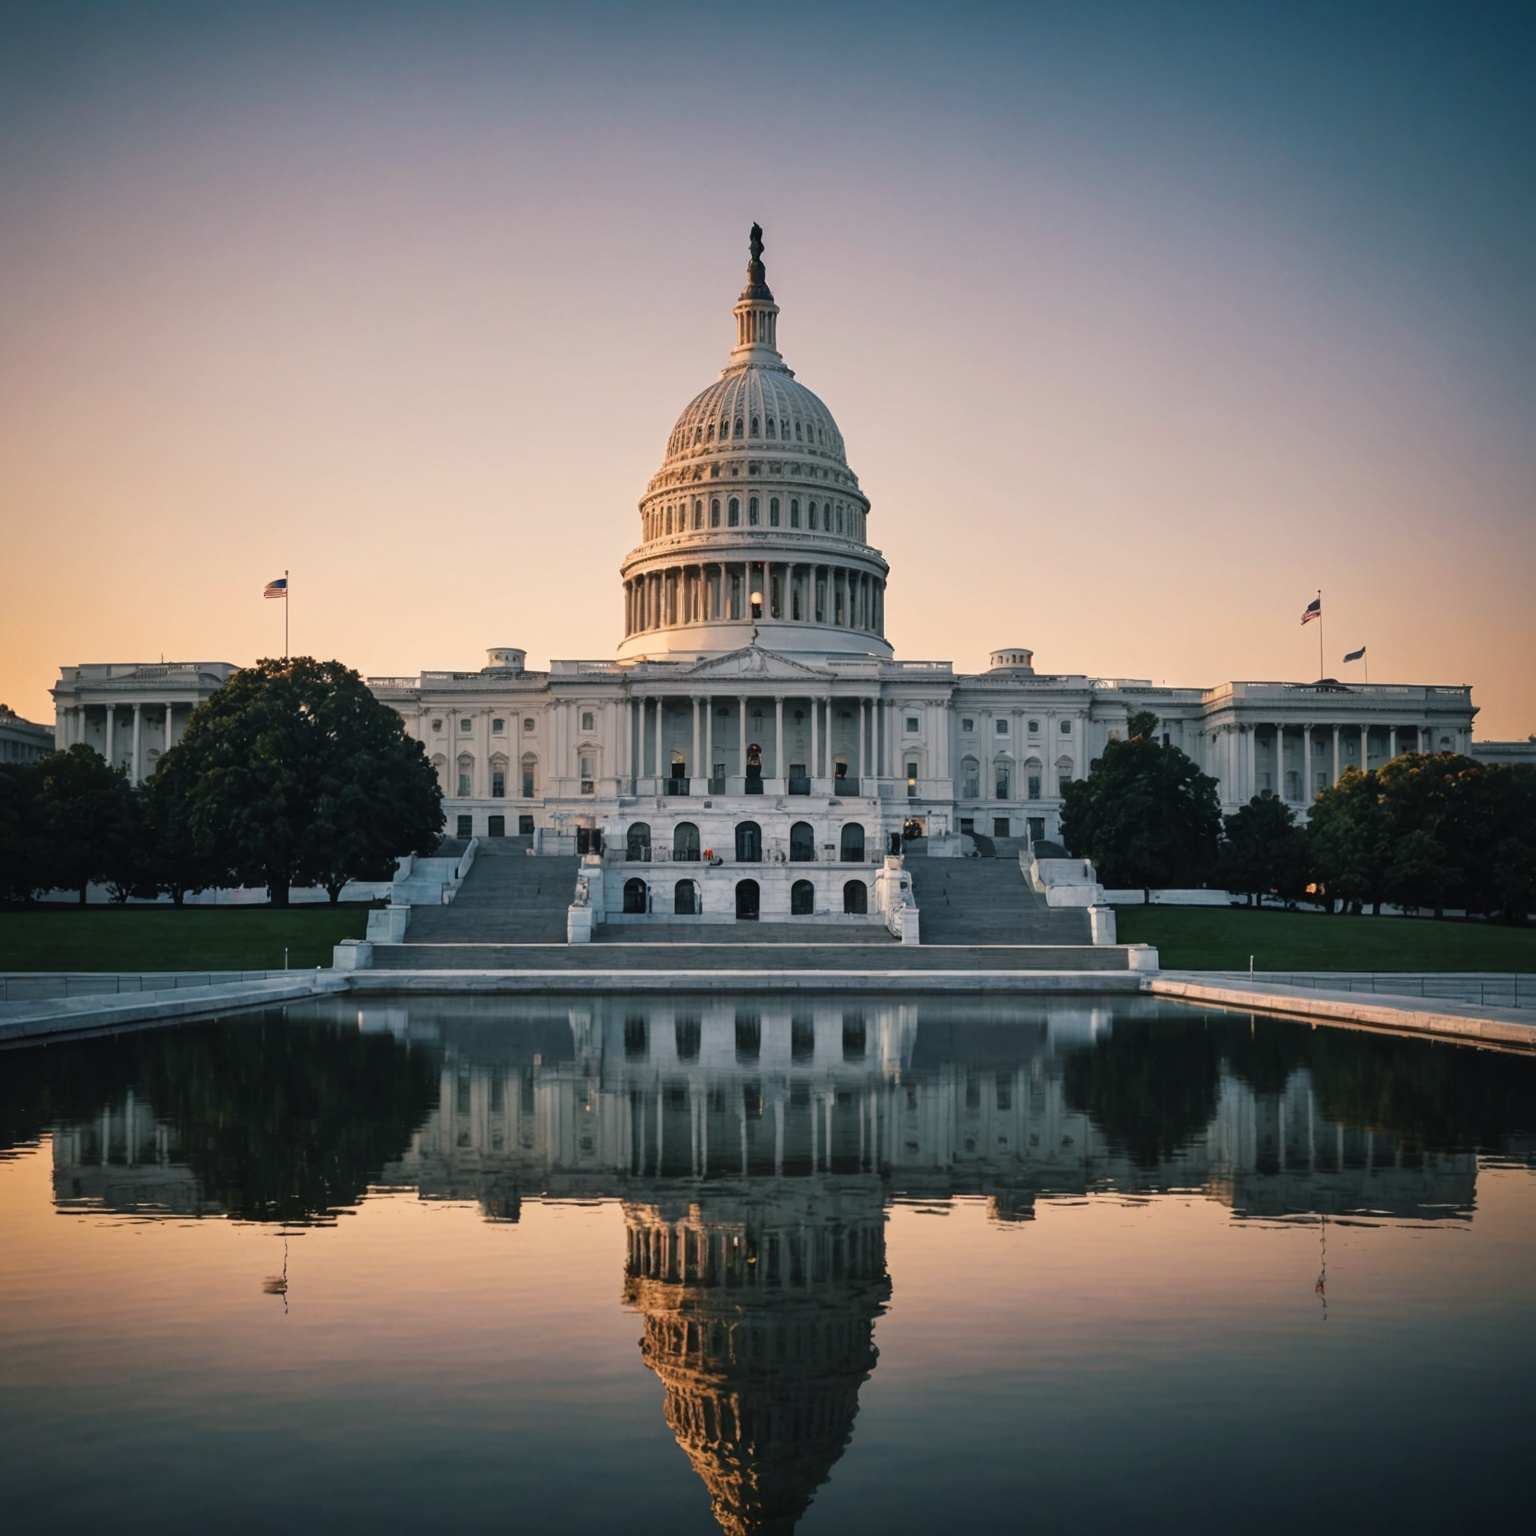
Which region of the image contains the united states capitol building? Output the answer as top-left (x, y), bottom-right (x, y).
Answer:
top-left (53, 229), bottom-right (1522, 920)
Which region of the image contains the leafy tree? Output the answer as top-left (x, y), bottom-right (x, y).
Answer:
top-left (1383, 828), bottom-right (1444, 916)
top-left (0, 760), bottom-right (45, 902)
top-left (1481, 766), bottom-right (1536, 923)
top-left (170, 657), bottom-right (443, 905)
top-left (1060, 712), bottom-right (1221, 898)
top-left (1307, 767), bottom-right (1393, 914)
top-left (35, 746), bottom-right (139, 904)
top-left (143, 745), bottom-right (224, 905)
top-left (1215, 794), bottom-right (1312, 907)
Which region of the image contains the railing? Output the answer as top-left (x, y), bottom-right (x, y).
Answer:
top-left (665, 778), bottom-right (690, 796)
top-left (708, 776), bottom-right (726, 794)
top-left (787, 776), bottom-right (811, 795)
top-left (0, 970), bottom-right (299, 1003)
top-left (1200, 970), bottom-right (1532, 1010)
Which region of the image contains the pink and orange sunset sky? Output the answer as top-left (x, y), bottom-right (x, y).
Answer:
top-left (2, 1), bottom-right (1532, 735)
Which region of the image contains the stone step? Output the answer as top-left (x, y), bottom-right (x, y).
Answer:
top-left (594, 923), bottom-right (897, 946)
top-left (370, 943), bottom-right (1132, 972)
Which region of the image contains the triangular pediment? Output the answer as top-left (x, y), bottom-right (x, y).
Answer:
top-left (684, 645), bottom-right (830, 680)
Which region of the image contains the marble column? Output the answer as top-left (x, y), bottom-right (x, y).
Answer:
top-left (810, 695), bottom-right (820, 781)
top-left (164, 702), bottom-right (174, 758)
top-left (1389, 725), bottom-right (1398, 759)
top-left (130, 704), bottom-right (142, 783)
top-left (857, 698), bottom-right (867, 783)
top-left (1331, 725), bottom-right (1340, 786)
top-left (691, 697), bottom-right (701, 777)
top-left (774, 696), bottom-right (784, 779)
top-left (704, 695), bottom-right (714, 781)
top-left (105, 706), bottom-right (115, 767)
top-left (1360, 723), bottom-right (1369, 773)
top-left (737, 694), bottom-right (746, 775)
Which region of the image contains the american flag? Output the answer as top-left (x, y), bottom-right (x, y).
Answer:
top-left (263, 577), bottom-right (288, 600)
top-left (1300, 595), bottom-right (1321, 626)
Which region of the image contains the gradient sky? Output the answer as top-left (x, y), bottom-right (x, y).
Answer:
top-left (2, 0), bottom-right (1532, 734)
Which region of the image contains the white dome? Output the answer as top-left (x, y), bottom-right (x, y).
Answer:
top-left (617, 226), bottom-right (890, 664)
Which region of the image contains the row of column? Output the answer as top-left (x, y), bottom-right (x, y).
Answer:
top-left (56, 702), bottom-right (181, 786)
top-left (1225, 721), bottom-right (1439, 803)
top-left (627, 693), bottom-right (902, 784)
top-left (624, 560), bottom-right (884, 637)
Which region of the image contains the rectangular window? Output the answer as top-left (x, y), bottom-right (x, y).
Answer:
top-left (960, 817), bottom-right (975, 834)
top-left (457, 769), bottom-right (472, 796)
top-left (1027, 816), bottom-right (1045, 842)
top-left (1061, 720), bottom-right (1072, 734)
top-left (487, 815), bottom-right (505, 837)
top-left (1028, 774), bottom-right (1042, 799)
top-left (995, 718), bottom-right (1008, 735)
top-left (962, 719), bottom-right (974, 732)
top-left (492, 718), bottom-right (505, 734)
top-left (460, 719), bottom-right (472, 733)
top-left (995, 769), bottom-right (1010, 798)
top-left (518, 814), bottom-right (534, 834)
top-left (521, 765), bottom-right (535, 797)
top-left (579, 754), bottom-right (594, 794)
top-left (1028, 720), bottom-right (1039, 734)
top-left (491, 769), bottom-right (506, 798)
top-left (993, 817), bottom-right (1009, 838)
top-left (906, 761), bottom-right (918, 799)
top-left (580, 710), bottom-right (595, 732)
top-left (905, 716), bottom-right (919, 733)
top-left (456, 814), bottom-right (473, 838)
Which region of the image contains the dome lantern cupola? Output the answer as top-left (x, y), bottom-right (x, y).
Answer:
top-left (730, 222), bottom-right (783, 369)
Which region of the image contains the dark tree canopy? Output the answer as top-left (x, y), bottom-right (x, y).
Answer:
top-left (166, 657), bottom-right (443, 905)
top-left (1215, 794), bottom-right (1311, 907)
top-left (1060, 717), bottom-right (1221, 895)
top-left (33, 746), bottom-right (140, 904)
top-left (0, 760), bottom-right (45, 902)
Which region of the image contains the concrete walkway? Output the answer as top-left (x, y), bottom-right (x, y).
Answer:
top-left (0, 973), bottom-right (350, 1045)
top-left (1150, 973), bottom-right (1536, 1050)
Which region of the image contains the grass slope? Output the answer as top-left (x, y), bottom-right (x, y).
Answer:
top-left (0, 906), bottom-right (372, 972)
top-left (1114, 905), bottom-right (1536, 972)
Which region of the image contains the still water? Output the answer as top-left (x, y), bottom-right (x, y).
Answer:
top-left (2, 995), bottom-right (1534, 1534)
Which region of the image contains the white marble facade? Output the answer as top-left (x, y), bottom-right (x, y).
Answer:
top-left (52, 231), bottom-right (1493, 914)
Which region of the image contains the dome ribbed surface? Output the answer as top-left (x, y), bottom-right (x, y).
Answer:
top-left (663, 368), bottom-right (847, 468)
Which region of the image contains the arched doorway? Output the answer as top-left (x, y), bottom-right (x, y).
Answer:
top-left (623, 878), bottom-right (648, 914)
top-left (674, 879), bottom-right (699, 915)
top-left (789, 821), bottom-right (815, 862)
top-left (840, 823), bottom-right (865, 862)
top-left (672, 822), bottom-right (700, 862)
top-left (842, 879), bottom-right (868, 914)
top-left (626, 822), bottom-right (651, 861)
top-left (735, 879), bottom-right (760, 920)
top-left (791, 879), bottom-right (815, 916)
top-left (735, 821), bottom-right (762, 862)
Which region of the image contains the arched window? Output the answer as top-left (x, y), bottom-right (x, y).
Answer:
top-left (789, 821), bottom-right (815, 862)
top-left (735, 879), bottom-right (760, 920)
top-left (750, 415), bottom-right (759, 435)
top-left (456, 754), bottom-right (474, 797)
top-left (693, 499), bottom-right (703, 528)
top-left (994, 757), bottom-right (1012, 799)
top-left (711, 499), bottom-right (721, 527)
top-left (809, 501), bottom-right (819, 529)
top-left (623, 878), bottom-right (648, 914)
top-left (735, 821), bottom-right (762, 862)
top-left (961, 756), bottom-right (980, 799)
top-left (790, 499), bottom-right (800, 528)
top-left (733, 416), bottom-right (744, 438)
top-left (520, 753), bottom-right (538, 798)
top-left (674, 879), bottom-right (699, 916)
top-left (1055, 755), bottom-right (1074, 792)
top-left (626, 822), bottom-right (652, 861)
top-left (490, 754), bottom-right (508, 799)
top-left (767, 417), bottom-right (776, 437)
top-left (840, 823), bottom-right (865, 862)
top-left (748, 496), bottom-right (759, 526)
top-left (770, 497), bottom-right (780, 526)
top-left (672, 821), bottom-right (700, 862)
top-left (791, 879), bottom-right (815, 915)
top-left (842, 879), bottom-right (868, 914)
top-left (728, 497), bottom-right (740, 527)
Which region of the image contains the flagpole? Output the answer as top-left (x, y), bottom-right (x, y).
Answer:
top-left (1316, 588), bottom-right (1323, 680)
top-left (284, 568), bottom-right (289, 660)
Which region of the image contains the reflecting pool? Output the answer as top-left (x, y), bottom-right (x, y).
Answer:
top-left (2, 995), bottom-right (1534, 1533)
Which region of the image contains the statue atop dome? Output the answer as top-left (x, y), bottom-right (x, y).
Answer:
top-left (740, 221), bottom-right (774, 302)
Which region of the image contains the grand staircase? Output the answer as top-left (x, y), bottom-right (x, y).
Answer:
top-left (904, 853), bottom-right (1092, 945)
top-left (401, 840), bottom-right (578, 945)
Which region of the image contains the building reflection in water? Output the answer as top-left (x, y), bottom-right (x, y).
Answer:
top-left (36, 995), bottom-right (1526, 1533)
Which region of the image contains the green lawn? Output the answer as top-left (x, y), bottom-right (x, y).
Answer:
top-left (1114, 904), bottom-right (1536, 972)
top-left (0, 905), bottom-right (373, 972)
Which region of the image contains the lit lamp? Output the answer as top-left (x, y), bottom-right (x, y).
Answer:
top-left (750, 589), bottom-right (763, 620)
